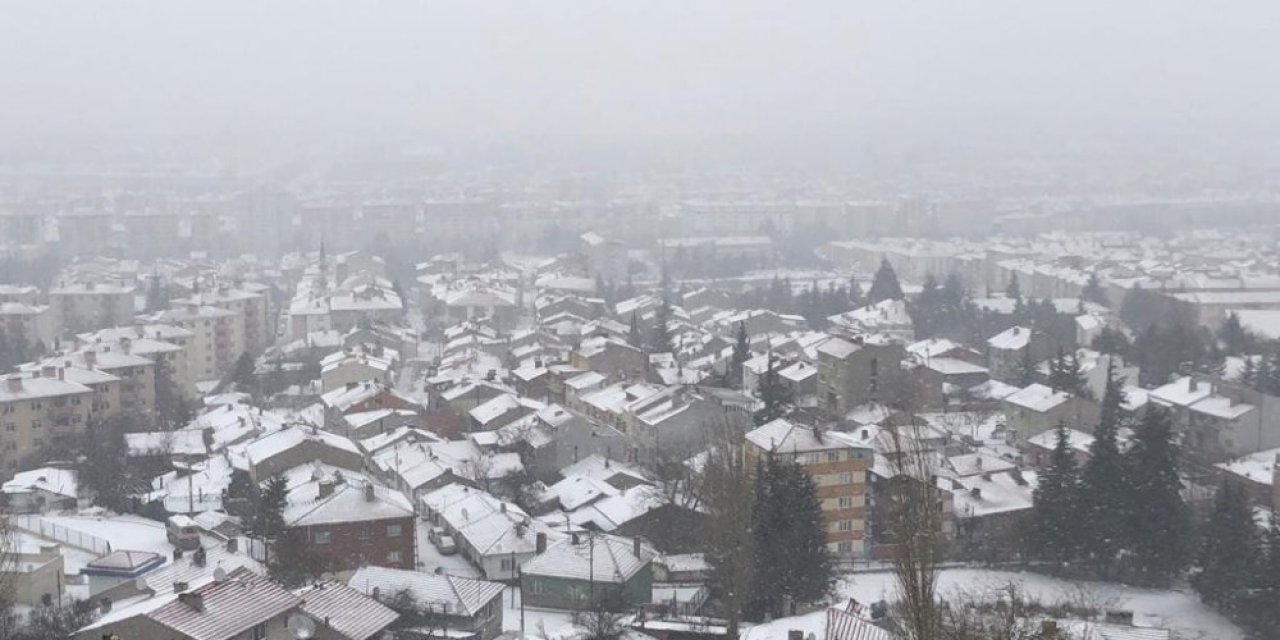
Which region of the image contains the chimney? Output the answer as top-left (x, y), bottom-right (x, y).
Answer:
top-left (192, 547), bottom-right (207, 567)
top-left (173, 548), bottom-right (184, 561)
top-left (500, 502), bottom-right (507, 514)
top-left (99, 597), bottom-right (112, 614)
top-left (173, 580), bottom-right (189, 593)
top-left (346, 381), bottom-right (358, 390)
top-left (226, 538), bottom-right (238, 553)
top-left (534, 532), bottom-right (548, 554)
top-left (178, 592), bottom-right (205, 612)
top-left (83, 351), bottom-right (97, 369)
top-left (571, 532), bottom-right (581, 545)
top-left (633, 537), bottom-right (642, 558)
top-left (57, 368), bottom-right (64, 381)
top-left (41, 365), bottom-right (56, 378)
top-left (363, 482), bottom-right (375, 502)
top-left (318, 480), bottom-right (336, 499)
top-left (5, 376), bottom-right (23, 392)
top-left (1188, 377), bottom-right (1198, 392)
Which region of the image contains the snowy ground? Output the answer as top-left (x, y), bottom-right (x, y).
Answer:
top-left (412, 519), bottom-right (482, 578)
top-left (832, 569), bottom-right (1241, 640)
top-left (501, 586), bottom-right (578, 639)
top-left (30, 513), bottom-right (173, 557)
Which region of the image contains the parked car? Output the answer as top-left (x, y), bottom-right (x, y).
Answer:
top-left (428, 526), bottom-right (446, 545)
top-left (436, 534), bottom-right (457, 555)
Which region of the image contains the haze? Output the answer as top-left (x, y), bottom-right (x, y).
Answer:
top-left (3, 0), bottom-right (1279, 152)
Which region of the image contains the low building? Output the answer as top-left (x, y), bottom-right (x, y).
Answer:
top-left (520, 533), bottom-right (657, 610)
top-left (1, 466), bottom-right (78, 513)
top-left (81, 550), bottom-right (166, 596)
top-left (347, 566), bottom-right (505, 640)
top-left (294, 581), bottom-right (400, 640)
top-left (8, 542), bottom-right (65, 607)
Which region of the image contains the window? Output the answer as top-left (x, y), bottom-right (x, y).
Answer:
top-left (839, 472), bottom-right (854, 484)
top-left (33, 438), bottom-right (43, 449)
top-left (500, 557), bottom-right (515, 571)
top-left (313, 530), bottom-right (331, 544)
top-left (1, 405), bottom-right (12, 414)
top-left (838, 496), bottom-right (854, 509)
top-left (251, 622), bottom-right (268, 640)
top-left (529, 579), bottom-right (547, 595)
top-left (4, 423), bottom-right (14, 432)
top-left (31, 420), bottom-right (41, 430)
top-left (827, 451), bottom-right (840, 462)
top-left (838, 542), bottom-right (853, 554)
top-left (387, 551), bottom-right (402, 564)
top-left (386, 523), bottom-right (403, 538)
top-left (838, 520), bottom-right (853, 532)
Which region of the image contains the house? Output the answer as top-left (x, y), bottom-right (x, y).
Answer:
top-left (320, 381), bottom-right (422, 433)
top-left (282, 475), bottom-right (417, 572)
top-left (321, 350), bottom-right (397, 393)
top-left (293, 581), bottom-right (400, 640)
top-left (348, 566), bottom-right (505, 640)
top-left (986, 326), bottom-right (1053, 384)
top-left (1150, 375), bottom-right (1280, 460)
top-left (238, 426), bottom-right (363, 482)
top-left (745, 419), bottom-right (874, 557)
top-left (817, 337), bottom-right (905, 416)
top-left (520, 533), bottom-right (657, 610)
top-left (1, 466), bottom-right (79, 513)
top-left (6, 542), bottom-right (65, 607)
top-left (827, 299), bottom-right (913, 343)
top-left (74, 567), bottom-right (304, 640)
top-left (1000, 383), bottom-right (1099, 444)
top-left (420, 484), bottom-right (558, 580)
top-left (1025, 427), bottom-right (1094, 468)
top-left (570, 336), bottom-right (648, 380)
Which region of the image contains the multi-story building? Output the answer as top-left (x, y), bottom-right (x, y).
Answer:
top-left (0, 301), bottom-right (56, 351)
top-left (48, 281), bottom-right (135, 336)
top-left (745, 418), bottom-right (874, 557)
top-left (78, 324), bottom-right (197, 398)
top-left (0, 372), bottom-right (94, 475)
top-left (173, 284), bottom-right (272, 356)
top-left (151, 304), bottom-right (243, 384)
top-left (817, 336), bottom-right (906, 416)
top-left (282, 476), bottom-right (417, 573)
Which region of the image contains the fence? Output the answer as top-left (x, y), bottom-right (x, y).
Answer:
top-left (11, 515), bottom-right (113, 555)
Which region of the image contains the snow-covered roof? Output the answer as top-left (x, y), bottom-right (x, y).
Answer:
top-left (746, 418), bottom-right (868, 453)
top-left (521, 534), bottom-right (657, 583)
top-left (987, 326), bottom-right (1031, 351)
top-left (348, 566), bottom-right (503, 618)
top-left (1, 467), bottom-right (77, 498)
top-left (284, 479), bottom-right (414, 527)
top-left (1003, 383), bottom-right (1070, 413)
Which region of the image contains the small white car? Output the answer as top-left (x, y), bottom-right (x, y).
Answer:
top-left (436, 534), bottom-right (458, 555)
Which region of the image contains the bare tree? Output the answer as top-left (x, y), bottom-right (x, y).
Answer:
top-left (935, 582), bottom-right (1071, 640)
top-left (700, 419), bottom-right (754, 639)
top-left (650, 449), bottom-right (704, 512)
top-left (885, 420), bottom-right (944, 640)
top-left (0, 516), bottom-right (16, 632)
top-left (572, 592), bottom-right (629, 640)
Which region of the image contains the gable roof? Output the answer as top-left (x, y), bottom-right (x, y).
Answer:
top-left (348, 566), bottom-right (504, 618)
top-left (295, 582), bottom-right (399, 640)
top-left (521, 534), bottom-right (657, 583)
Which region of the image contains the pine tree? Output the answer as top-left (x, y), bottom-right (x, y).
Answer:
top-left (1078, 362), bottom-right (1129, 577)
top-left (1217, 312), bottom-right (1252, 356)
top-left (746, 455), bottom-right (832, 620)
top-left (1082, 273), bottom-right (1109, 307)
top-left (866, 258), bottom-right (904, 304)
top-left (1006, 273), bottom-right (1022, 301)
top-left (1192, 483), bottom-right (1259, 611)
top-left (230, 352), bottom-right (256, 395)
top-left (1031, 422), bottom-right (1082, 563)
top-left (648, 299), bottom-right (674, 353)
top-left (1047, 347), bottom-right (1066, 391)
top-left (223, 468), bottom-right (261, 524)
top-left (1122, 406), bottom-right (1190, 583)
top-left (1017, 347), bottom-right (1037, 387)
top-left (728, 322), bottom-right (751, 389)
top-left (1248, 508), bottom-right (1280, 629)
top-left (753, 353), bottom-right (794, 426)
top-left (80, 415), bottom-right (130, 511)
top-left (909, 274), bottom-right (941, 339)
top-left (847, 276), bottom-right (864, 308)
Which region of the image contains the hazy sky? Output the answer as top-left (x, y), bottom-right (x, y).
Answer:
top-left (2, 1), bottom-right (1279, 147)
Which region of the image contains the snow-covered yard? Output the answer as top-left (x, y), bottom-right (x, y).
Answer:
top-left (832, 569), bottom-right (1242, 640)
top-left (501, 586), bottom-right (578, 639)
top-left (412, 519), bottom-right (482, 578)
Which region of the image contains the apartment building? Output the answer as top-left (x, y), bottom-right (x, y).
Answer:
top-left (817, 336), bottom-right (906, 416)
top-left (78, 323), bottom-right (197, 398)
top-left (173, 284), bottom-right (272, 356)
top-left (151, 304), bottom-right (244, 383)
top-left (0, 372), bottom-right (94, 475)
top-left (745, 418), bottom-right (874, 557)
top-left (48, 281), bottom-right (136, 335)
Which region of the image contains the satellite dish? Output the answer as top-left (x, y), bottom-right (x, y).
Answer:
top-left (213, 567), bottom-right (228, 581)
top-left (287, 614), bottom-right (317, 640)
top-left (806, 634), bottom-right (817, 640)
top-left (133, 577), bottom-right (148, 591)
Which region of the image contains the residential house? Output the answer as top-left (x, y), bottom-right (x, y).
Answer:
top-left (420, 484), bottom-right (558, 581)
top-left (817, 336), bottom-right (905, 416)
top-left (283, 476), bottom-right (417, 573)
top-left (347, 566), bottom-right (504, 640)
top-left (520, 533), bottom-right (657, 610)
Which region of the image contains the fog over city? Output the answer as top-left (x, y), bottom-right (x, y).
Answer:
top-left (2, 4), bottom-right (1280, 640)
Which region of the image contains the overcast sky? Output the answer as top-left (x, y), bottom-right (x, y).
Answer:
top-left (2, 1), bottom-right (1278, 150)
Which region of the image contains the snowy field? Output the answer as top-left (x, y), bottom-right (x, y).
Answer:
top-left (835, 569), bottom-right (1241, 640)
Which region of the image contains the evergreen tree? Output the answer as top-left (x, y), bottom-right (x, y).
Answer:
top-left (866, 258), bottom-right (904, 304)
top-left (1217, 312), bottom-right (1253, 356)
top-left (223, 468), bottom-right (260, 525)
top-left (847, 276), bottom-right (864, 308)
top-left (909, 274), bottom-right (941, 339)
top-left (1031, 423), bottom-right (1082, 563)
top-left (728, 322), bottom-right (751, 389)
top-left (753, 353), bottom-right (794, 426)
top-left (1006, 272), bottom-right (1022, 301)
top-left (1081, 273), bottom-right (1109, 307)
top-left (648, 299), bottom-right (674, 353)
top-left (1091, 327), bottom-right (1131, 357)
top-left (1017, 346), bottom-right (1037, 387)
top-left (1078, 362), bottom-right (1129, 576)
top-left (80, 415), bottom-right (130, 511)
top-left (746, 455), bottom-right (833, 620)
top-left (229, 352), bottom-right (256, 396)
top-left (1192, 483), bottom-right (1259, 611)
top-left (1248, 507), bottom-right (1280, 629)
top-left (1122, 406), bottom-right (1190, 583)
top-left (154, 358), bottom-right (192, 430)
